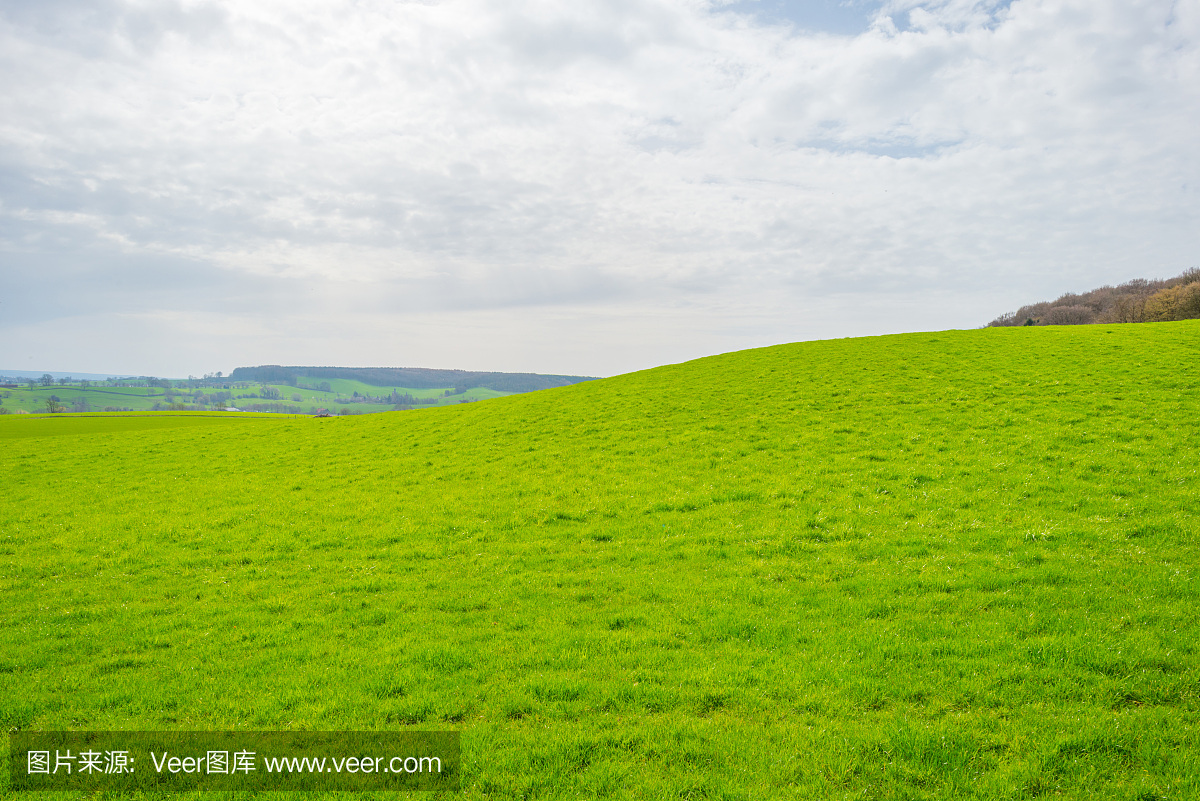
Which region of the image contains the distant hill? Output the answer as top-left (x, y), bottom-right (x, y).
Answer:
top-left (989, 268), bottom-right (1200, 327)
top-left (227, 365), bottom-right (597, 393)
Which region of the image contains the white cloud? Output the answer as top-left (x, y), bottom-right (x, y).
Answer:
top-left (0, 0), bottom-right (1197, 376)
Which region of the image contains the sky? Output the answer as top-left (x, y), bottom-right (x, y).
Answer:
top-left (1, 0), bottom-right (1197, 378)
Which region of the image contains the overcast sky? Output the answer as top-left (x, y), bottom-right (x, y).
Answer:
top-left (1, 0), bottom-right (1197, 378)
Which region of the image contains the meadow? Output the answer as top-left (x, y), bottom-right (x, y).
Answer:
top-left (1, 321), bottom-right (1198, 799)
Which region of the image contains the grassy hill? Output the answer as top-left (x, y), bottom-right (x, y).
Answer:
top-left (2, 322), bottom-right (1198, 799)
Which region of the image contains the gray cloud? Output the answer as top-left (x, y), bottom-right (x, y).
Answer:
top-left (1, 0), bottom-right (1197, 376)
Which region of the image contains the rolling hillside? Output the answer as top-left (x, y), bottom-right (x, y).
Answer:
top-left (2, 322), bottom-right (1198, 799)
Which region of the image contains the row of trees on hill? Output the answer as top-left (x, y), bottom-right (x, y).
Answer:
top-left (990, 269), bottom-right (1200, 327)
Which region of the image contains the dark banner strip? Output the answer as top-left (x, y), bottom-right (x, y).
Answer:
top-left (9, 731), bottom-right (459, 792)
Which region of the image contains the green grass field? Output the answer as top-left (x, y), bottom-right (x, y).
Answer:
top-left (2, 322), bottom-right (1198, 799)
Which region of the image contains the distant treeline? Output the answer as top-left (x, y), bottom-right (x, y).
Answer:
top-left (228, 365), bottom-right (597, 393)
top-left (990, 269), bottom-right (1200, 327)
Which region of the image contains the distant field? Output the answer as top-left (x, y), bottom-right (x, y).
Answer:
top-left (0, 385), bottom-right (163, 413)
top-left (0, 380), bottom-right (510, 415)
top-left (289, 377), bottom-right (510, 404)
top-left (2, 322), bottom-right (1197, 799)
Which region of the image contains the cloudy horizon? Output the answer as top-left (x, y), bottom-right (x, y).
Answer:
top-left (1, 0), bottom-right (1197, 378)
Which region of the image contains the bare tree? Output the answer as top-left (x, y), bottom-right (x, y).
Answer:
top-left (990, 269), bottom-right (1200, 326)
